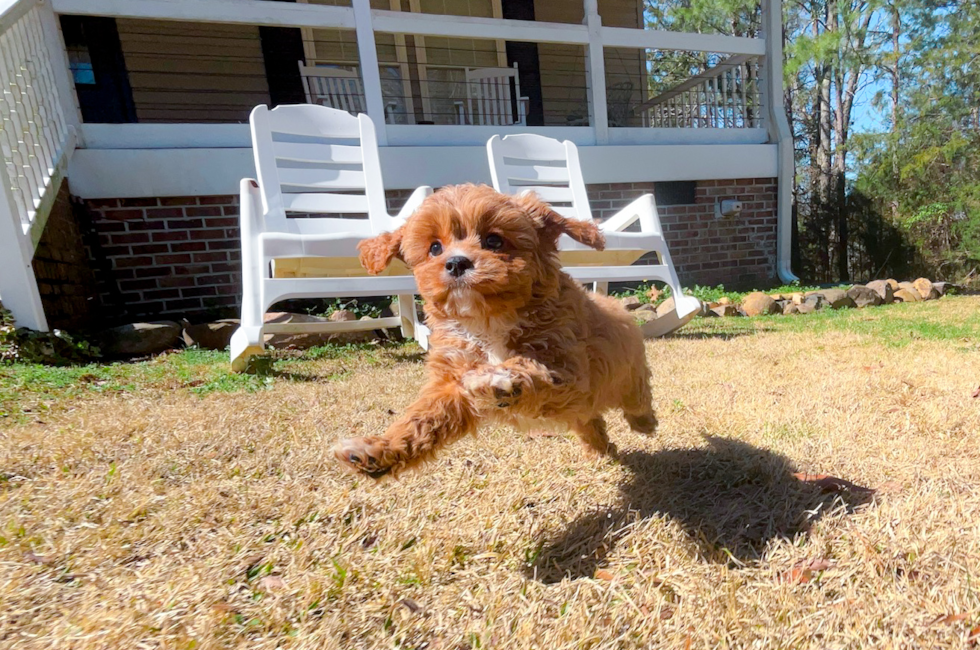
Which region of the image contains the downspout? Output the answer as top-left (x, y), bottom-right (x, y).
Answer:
top-left (762, 0), bottom-right (799, 283)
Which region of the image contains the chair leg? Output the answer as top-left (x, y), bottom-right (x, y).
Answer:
top-left (396, 294), bottom-right (416, 339)
top-left (230, 326), bottom-right (266, 373)
top-left (594, 281), bottom-right (609, 295)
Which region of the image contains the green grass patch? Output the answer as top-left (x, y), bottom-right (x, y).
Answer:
top-left (0, 341), bottom-right (418, 424)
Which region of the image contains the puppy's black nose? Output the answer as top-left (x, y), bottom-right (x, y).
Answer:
top-left (445, 256), bottom-right (473, 278)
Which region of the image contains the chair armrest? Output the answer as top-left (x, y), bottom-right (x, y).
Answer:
top-left (395, 185), bottom-right (434, 222)
top-left (600, 193), bottom-right (660, 235)
top-left (239, 179), bottom-right (265, 242)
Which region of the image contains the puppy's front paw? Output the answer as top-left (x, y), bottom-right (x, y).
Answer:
top-left (461, 367), bottom-right (522, 408)
top-left (333, 436), bottom-right (394, 479)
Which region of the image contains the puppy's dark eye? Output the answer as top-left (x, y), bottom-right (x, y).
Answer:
top-left (483, 234), bottom-right (504, 251)
top-left (429, 241), bottom-right (443, 256)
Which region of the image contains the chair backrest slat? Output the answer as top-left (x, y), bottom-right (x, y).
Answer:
top-left (250, 104), bottom-right (394, 234)
top-left (487, 133), bottom-right (594, 222)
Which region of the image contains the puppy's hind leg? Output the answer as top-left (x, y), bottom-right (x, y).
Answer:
top-left (621, 370), bottom-right (658, 435)
top-left (572, 416), bottom-right (617, 458)
top-left (333, 380), bottom-right (477, 478)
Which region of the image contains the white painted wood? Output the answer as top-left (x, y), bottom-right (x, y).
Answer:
top-left (0, 0), bottom-right (33, 40)
top-left (761, 0), bottom-right (797, 283)
top-left (370, 8), bottom-right (588, 44)
top-left (386, 124), bottom-right (595, 147)
top-left (352, 0), bottom-right (388, 146)
top-left (601, 25), bottom-right (766, 56)
top-left (584, 13), bottom-right (608, 145)
top-left (231, 104), bottom-right (432, 369)
top-left (51, 0), bottom-right (356, 29)
top-left (68, 144), bottom-right (779, 197)
top-left (38, 0), bottom-right (81, 129)
top-left (487, 133), bottom-right (698, 335)
top-left (607, 127), bottom-right (768, 146)
top-left (458, 64), bottom-right (527, 126)
top-left (0, 159), bottom-right (47, 330)
top-left (80, 123), bottom-right (250, 149)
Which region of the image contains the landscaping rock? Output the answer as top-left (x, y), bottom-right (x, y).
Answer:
top-left (885, 279), bottom-right (900, 291)
top-left (893, 288), bottom-right (920, 303)
top-left (741, 292), bottom-right (780, 316)
top-left (796, 303), bottom-right (817, 315)
top-left (817, 288), bottom-right (856, 309)
top-left (803, 293), bottom-right (825, 310)
top-left (98, 321), bottom-right (182, 357)
top-left (716, 296), bottom-right (732, 306)
top-left (634, 310), bottom-right (658, 324)
top-left (790, 292), bottom-right (805, 305)
top-left (782, 302), bottom-right (800, 315)
top-left (846, 285), bottom-right (883, 309)
top-left (655, 297), bottom-right (676, 318)
top-left (866, 280), bottom-right (894, 303)
top-left (932, 282), bottom-right (952, 297)
top-left (634, 303), bottom-right (658, 314)
top-left (182, 320), bottom-right (238, 350)
top-left (912, 278), bottom-right (936, 300)
top-left (329, 309), bottom-right (358, 322)
top-left (620, 295), bottom-right (643, 311)
top-left (710, 304), bottom-right (741, 317)
top-left (697, 300), bottom-right (713, 318)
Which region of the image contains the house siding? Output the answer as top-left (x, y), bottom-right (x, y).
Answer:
top-left (74, 178), bottom-right (776, 325)
top-left (115, 18), bottom-right (271, 123)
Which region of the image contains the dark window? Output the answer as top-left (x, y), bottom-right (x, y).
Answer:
top-left (59, 16), bottom-right (137, 123)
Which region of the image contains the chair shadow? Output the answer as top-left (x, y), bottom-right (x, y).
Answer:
top-left (665, 329), bottom-right (764, 340)
top-left (526, 436), bottom-right (873, 583)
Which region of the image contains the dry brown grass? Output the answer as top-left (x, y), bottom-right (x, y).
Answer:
top-left (2, 297), bottom-right (980, 649)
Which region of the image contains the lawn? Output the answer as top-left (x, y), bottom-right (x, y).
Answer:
top-left (1, 297), bottom-right (979, 649)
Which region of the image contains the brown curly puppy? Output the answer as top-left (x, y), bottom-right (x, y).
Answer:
top-left (333, 184), bottom-right (657, 477)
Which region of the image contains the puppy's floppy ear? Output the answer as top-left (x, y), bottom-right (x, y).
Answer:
top-left (513, 192), bottom-right (605, 251)
top-left (357, 227), bottom-right (404, 275)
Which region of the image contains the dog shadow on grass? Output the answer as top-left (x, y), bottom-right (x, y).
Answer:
top-left (526, 436), bottom-right (874, 583)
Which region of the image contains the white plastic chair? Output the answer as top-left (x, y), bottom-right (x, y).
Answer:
top-left (298, 61), bottom-right (398, 120)
top-left (455, 63), bottom-right (528, 126)
top-left (230, 104), bottom-right (432, 371)
top-left (487, 133), bottom-right (700, 338)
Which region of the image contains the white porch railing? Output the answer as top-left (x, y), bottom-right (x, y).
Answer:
top-left (0, 0), bottom-right (79, 330)
top-left (640, 54), bottom-right (763, 129)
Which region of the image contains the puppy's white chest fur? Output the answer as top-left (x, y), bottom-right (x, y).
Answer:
top-left (447, 318), bottom-right (513, 364)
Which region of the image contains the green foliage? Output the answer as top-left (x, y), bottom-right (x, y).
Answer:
top-left (0, 307), bottom-right (100, 366)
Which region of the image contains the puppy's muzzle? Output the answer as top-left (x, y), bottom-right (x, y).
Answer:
top-left (445, 255), bottom-right (473, 278)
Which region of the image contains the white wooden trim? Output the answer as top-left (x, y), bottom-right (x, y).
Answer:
top-left (0, 152), bottom-right (47, 330)
top-left (761, 0), bottom-right (797, 283)
top-left (51, 0), bottom-right (356, 29)
top-left (80, 123), bottom-right (251, 148)
top-left (352, 0), bottom-right (387, 145)
top-left (585, 13), bottom-right (608, 145)
top-left (607, 127), bottom-right (768, 145)
top-left (370, 8), bottom-right (588, 44)
top-left (79, 122), bottom-right (773, 149)
top-left (0, 0), bottom-right (35, 35)
top-left (385, 124), bottom-right (595, 146)
top-left (37, 0), bottom-right (82, 129)
top-left (68, 144), bottom-right (778, 198)
top-left (601, 26), bottom-right (766, 56)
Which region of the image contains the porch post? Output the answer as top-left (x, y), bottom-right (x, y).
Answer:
top-left (760, 0), bottom-right (798, 282)
top-left (584, 2), bottom-right (608, 145)
top-left (0, 165), bottom-right (47, 331)
top-left (352, 0), bottom-right (388, 145)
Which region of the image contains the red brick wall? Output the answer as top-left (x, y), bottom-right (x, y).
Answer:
top-left (82, 195), bottom-right (242, 321)
top-left (79, 178), bottom-right (776, 322)
top-left (588, 178), bottom-right (777, 288)
top-left (31, 181), bottom-right (99, 330)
